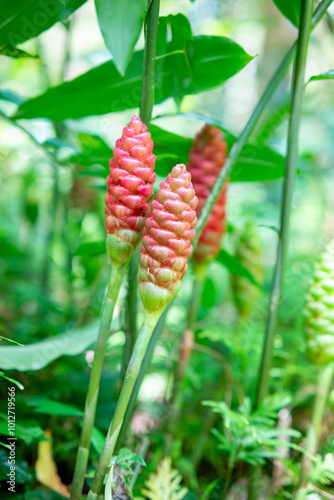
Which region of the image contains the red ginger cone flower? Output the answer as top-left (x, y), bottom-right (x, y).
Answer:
top-left (105, 115), bottom-right (156, 266)
top-left (138, 164), bottom-right (198, 315)
top-left (187, 124), bottom-right (228, 266)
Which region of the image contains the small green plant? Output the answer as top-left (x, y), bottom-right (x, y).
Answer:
top-left (141, 458), bottom-right (188, 500)
top-left (204, 395), bottom-right (305, 499)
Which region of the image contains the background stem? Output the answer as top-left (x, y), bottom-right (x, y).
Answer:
top-left (255, 0), bottom-right (314, 408)
top-left (70, 261), bottom-right (129, 500)
top-left (248, 0), bottom-right (314, 497)
top-left (87, 313), bottom-right (160, 500)
top-left (140, 0), bottom-right (161, 125)
top-left (165, 271), bottom-right (206, 454)
top-left (193, 0), bottom-right (332, 248)
top-left (294, 363), bottom-right (334, 500)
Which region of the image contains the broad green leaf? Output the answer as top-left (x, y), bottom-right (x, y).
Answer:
top-left (150, 126), bottom-right (285, 182)
top-left (74, 241), bottom-right (107, 256)
top-left (0, 0), bottom-right (87, 46)
top-left (15, 34), bottom-right (252, 120)
top-left (0, 44), bottom-right (38, 58)
top-left (16, 50), bottom-right (144, 120)
top-left (66, 125), bottom-right (285, 183)
top-left (158, 14), bottom-right (193, 106)
top-left (232, 144), bottom-right (285, 182)
top-left (188, 36), bottom-right (253, 94)
top-left (273, 0), bottom-right (301, 27)
top-left (29, 397), bottom-right (83, 416)
top-left (217, 249), bottom-right (260, 286)
top-left (309, 70), bottom-right (334, 82)
top-left (95, 0), bottom-right (147, 75)
top-left (0, 317), bottom-right (120, 371)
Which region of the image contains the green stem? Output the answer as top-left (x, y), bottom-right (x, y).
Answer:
top-left (140, 0), bottom-right (160, 124)
top-left (123, 249), bottom-right (140, 378)
top-left (118, 305), bottom-right (169, 447)
top-left (249, 0), bottom-right (314, 497)
top-left (255, 0), bottom-right (314, 408)
top-left (87, 312), bottom-right (161, 500)
top-left (165, 270), bottom-right (206, 454)
top-left (294, 363), bottom-right (334, 500)
top-left (187, 267), bottom-right (207, 331)
top-left (193, 0), bottom-right (333, 247)
top-left (122, 0), bottom-right (160, 382)
top-left (129, 436), bottom-right (150, 491)
top-left (220, 464), bottom-right (233, 500)
top-left (70, 261), bottom-right (129, 500)
top-left (191, 368), bottom-right (231, 468)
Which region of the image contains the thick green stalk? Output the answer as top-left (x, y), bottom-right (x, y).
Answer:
top-left (294, 363), bottom-right (334, 500)
top-left (255, 0), bottom-right (314, 408)
top-left (248, 1), bottom-right (314, 498)
top-left (140, 0), bottom-right (160, 124)
top-left (123, 249), bottom-right (140, 377)
top-left (193, 0), bottom-right (333, 247)
top-left (118, 306), bottom-right (169, 446)
top-left (87, 312), bottom-right (161, 500)
top-left (123, 0), bottom-right (161, 373)
top-left (70, 261), bottom-right (130, 500)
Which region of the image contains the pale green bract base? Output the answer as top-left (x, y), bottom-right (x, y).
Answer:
top-left (138, 278), bottom-right (181, 314)
top-left (106, 232), bottom-right (141, 266)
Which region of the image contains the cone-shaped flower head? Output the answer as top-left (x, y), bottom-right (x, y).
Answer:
top-left (304, 240), bottom-right (334, 366)
top-left (187, 124), bottom-right (228, 266)
top-left (232, 220), bottom-right (263, 319)
top-left (138, 164), bottom-right (198, 315)
top-left (105, 116), bottom-right (156, 266)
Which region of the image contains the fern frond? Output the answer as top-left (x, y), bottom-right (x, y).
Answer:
top-left (141, 458), bottom-right (187, 500)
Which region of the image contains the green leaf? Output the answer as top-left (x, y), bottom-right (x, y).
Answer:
top-left (150, 125), bottom-right (285, 183)
top-left (159, 14), bottom-right (193, 106)
top-left (91, 426), bottom-right (105, 454)
top-left (231, 144), bottom-right (285, 182)
top-left (28, 397), bottom-right (83, 417)
top-left (74, 241), bottom-right (106, 256)
top-left (0, 44), bottom-right (38, 58)
top-left (0, 317), bottom-right (120, 371)
top-left (273, 0), bottom-right (301, 27)
top-left (0, 0), bottom-right (87, 46)
top-left (187, 36), bottom-right (253, 94)
top-left (309, 70), bottom-right (334, 82)
top-left (16, 50), bottom-right (144, 120)
top-left (0, 416), bottom-right (44, 445)
top-left (15, 34), bottom-right (252, 120)
top-left (95, 0), bottom-right (147, 75)
top-left (149, 124), bottom-right (193, 178)
top-left (0, 371), bottom-right (24, 389)
top-left (217, 249), bottom-right (260, 286)
top-left (0, 448), bottom-right (32, 484)
top-left (66, 124), bottom-right (284, 184)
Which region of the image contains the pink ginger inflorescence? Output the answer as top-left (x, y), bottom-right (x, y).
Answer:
top-left (105, 116), bottom-right (156, 265)
top-left (138, 164), bottom-right (198, 314)
top-left (187, 124), bottom-right (228, 266)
